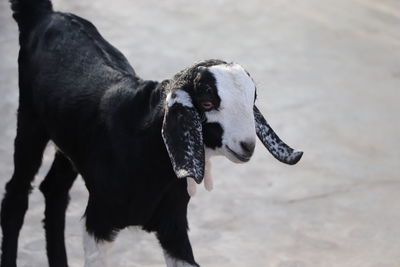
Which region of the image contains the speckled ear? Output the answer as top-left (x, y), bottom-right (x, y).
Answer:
top-left (254, 105), bottom-right (303, 165)
top-left (162, 90), bottom-right (205, 184)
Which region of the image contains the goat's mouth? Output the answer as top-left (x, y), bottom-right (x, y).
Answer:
top-left (225, 145), bottom-right (251, 163)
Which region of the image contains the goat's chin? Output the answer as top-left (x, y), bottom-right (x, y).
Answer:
top-left (223, 149), bottom-right (251, 164)
top-left (227, 156), bottom-right (245, 164)
top-left (226, 155), bottom-right (250, 164)
top-left (205, 146), bottom-right (251, 163)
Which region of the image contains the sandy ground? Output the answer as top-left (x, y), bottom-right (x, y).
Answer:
top-left (1, 0), bottom-right (400, 266)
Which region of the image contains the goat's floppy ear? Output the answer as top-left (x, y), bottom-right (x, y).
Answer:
top-left (162, 90), bottom-right (205, 184)
top-left (254, 105), bottom-right (303, 165)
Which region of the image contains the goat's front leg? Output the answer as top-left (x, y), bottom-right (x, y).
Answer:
top-left (156, 222), bottom-right (199, 267)
top-left (83, 228), bottom-right (115, 267)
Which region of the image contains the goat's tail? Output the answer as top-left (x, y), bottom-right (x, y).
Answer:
top-left (10, 0), bottom-right (53, 33)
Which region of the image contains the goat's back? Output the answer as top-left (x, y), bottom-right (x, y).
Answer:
top-left (22, 12), bottom-right (138, 96)
top-left (17, 12), bottom-right (144, 163)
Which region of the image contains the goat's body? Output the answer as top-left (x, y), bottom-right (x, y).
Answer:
top-left (2, 4), bottom-right (197, 267)
top-left (2, 1), bottom-right (303, 266)
top-left (20, 10), bottom-right (188, 235)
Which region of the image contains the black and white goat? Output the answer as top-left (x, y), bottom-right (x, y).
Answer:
top-left (0, 0), bottom-right (303, 266)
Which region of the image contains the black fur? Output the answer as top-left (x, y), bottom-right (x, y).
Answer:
top-left (0, 0), bottom-right (228, 266)
top-left (39, 152), bottom-right (77, 267)
top-left (192, 67), bottom-right (221, 111)
top-left (203, 123), bottom-right (223, 149)
top-left (10, 0), bottom-right (52, 43)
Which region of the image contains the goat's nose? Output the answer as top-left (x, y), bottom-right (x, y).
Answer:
top-left (240, 141), bottom-right (255, 156)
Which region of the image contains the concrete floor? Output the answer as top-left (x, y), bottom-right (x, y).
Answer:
top-left (0, 0), bottom-right (400, 266)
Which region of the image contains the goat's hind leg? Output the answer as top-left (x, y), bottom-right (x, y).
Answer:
top-left (39, 151), bottom-right (78, 267)
top-left (0, 117), bottom-right (49, 267)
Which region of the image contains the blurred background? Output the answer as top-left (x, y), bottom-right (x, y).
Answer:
top-left (1, 0), bottom-right (400, 266)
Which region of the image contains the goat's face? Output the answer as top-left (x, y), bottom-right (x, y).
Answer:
top-left (162, 60), bottom-right (303, 185)
top-left (194, 64), bottom-right (256, 163)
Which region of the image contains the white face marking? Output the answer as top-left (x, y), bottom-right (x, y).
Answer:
top-left (166, 89), bottom-right (193, 108)
top-left (206, 63), bottom-right (256, 163)
top-left (83, 229), bottom-right (114, 267)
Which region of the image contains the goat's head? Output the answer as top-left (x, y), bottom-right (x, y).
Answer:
top-left (162, 60), bottom-right (303, 185)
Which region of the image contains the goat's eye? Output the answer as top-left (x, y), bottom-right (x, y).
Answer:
top-left (201, 101), bottom-right (214, 111)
